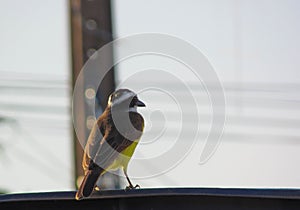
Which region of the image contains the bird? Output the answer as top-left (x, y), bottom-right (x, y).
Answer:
top-left (75, 89), bottom-right (146, 200)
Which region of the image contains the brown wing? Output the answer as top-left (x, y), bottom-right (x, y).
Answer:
top-left (92, 111), bottom-right (144, 170)
top-left (82, 112), bottom-right (106, 173)
top-left (82, 108), bottom-right (145, 173)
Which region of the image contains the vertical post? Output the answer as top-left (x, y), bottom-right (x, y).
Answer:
top-left (69, 0), bottom-right (115, 189)
top-left (70, 0), bottom-right (84, 187)
top-left (80, 0), bottom-right (115, 109)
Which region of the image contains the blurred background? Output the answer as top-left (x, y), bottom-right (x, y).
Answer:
top-left (0, 0), bottom-right (300, 194)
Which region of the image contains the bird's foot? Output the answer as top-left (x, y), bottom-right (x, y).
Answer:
top-left (125, 184), bottom-right (140, 190)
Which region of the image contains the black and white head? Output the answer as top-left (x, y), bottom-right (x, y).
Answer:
top-left (108, 89), bottom-right (146, 111)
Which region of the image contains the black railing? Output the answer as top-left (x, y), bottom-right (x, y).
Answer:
top-left (1, 188), bottom-right (300, 210)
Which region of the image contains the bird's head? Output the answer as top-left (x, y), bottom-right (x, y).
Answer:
top-left (107, 89), bottom-right (146, 110)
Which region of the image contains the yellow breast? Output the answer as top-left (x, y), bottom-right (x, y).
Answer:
top-left (105, 140), bottom-right (140, 172)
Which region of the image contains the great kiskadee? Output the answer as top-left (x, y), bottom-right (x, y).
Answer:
top-left (75, 89), bottom-right (146, 200)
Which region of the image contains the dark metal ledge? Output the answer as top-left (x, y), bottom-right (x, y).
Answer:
top-left (1, 188), bottom-right (300, 210)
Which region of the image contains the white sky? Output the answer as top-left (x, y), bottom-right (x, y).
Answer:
top-left (0, 0), bottom-right (72, 193)
top-left (112, 0), bottom-right (300, 84)
top-left (112, 0), bottom-right (300, 189)
top-left (0, 0), bottom-right (70, 76)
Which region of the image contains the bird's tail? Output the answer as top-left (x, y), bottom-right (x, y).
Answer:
top-left (75, 168), bottom-right (103, 200)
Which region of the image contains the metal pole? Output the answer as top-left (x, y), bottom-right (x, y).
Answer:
top-left (69, 0), bottom-right (115, 189)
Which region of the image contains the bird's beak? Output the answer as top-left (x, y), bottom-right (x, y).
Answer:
top-left (136, 99), bottom-right (146, 107)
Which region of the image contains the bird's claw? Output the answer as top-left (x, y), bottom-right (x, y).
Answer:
top-left (125, 184), bottom-right (140, 190)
